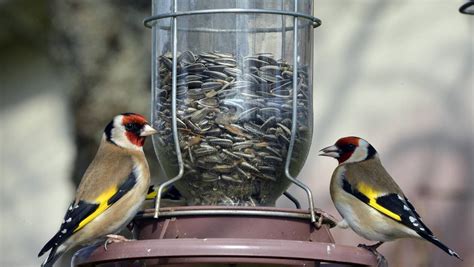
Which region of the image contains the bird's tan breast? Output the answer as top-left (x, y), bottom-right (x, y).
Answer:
top-left (75, 141), bottom-right (134, 202)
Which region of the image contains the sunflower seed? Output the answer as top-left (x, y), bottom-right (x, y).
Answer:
top-left (154, 51), bottom-right (311, 206)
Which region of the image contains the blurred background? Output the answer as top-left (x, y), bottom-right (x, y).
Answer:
top-left (0, 0), bottom-right (472, 266)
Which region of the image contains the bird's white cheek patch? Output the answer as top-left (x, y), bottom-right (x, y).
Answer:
top-left (108, 115), bottom-right (143, 151)
top-left (344, 147), bottom-right (368, 164)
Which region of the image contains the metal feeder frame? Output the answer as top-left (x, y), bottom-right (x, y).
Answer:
top-left (144, 0), bottom-right (322, 223)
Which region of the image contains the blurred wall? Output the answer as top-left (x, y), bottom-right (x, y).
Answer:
top-left (0, 0), bottom-right (74, 266)
top-left (285, 1), bottom-right (473, 266)
top-left (0, 0), bottom-right (472, 266)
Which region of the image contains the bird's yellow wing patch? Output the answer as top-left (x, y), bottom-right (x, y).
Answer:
top-left (356, 182), bottom-right (402, 221)
top-left (146, 186), bottom-right (157, 200)
top-left (74, 186), bottom-right (117, 232)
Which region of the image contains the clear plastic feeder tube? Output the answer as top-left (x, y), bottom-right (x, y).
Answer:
top-left (147, 0), bottom-right (320, 216)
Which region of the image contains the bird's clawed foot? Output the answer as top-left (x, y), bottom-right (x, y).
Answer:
top-left (358, 242), bottom-right (388, 267)
top-left (358, 241), bottom-right (383, 251)
top-left (104, 234), bottom-right (132, 251)
top-left (313, 208), bottom-right (338, 229)
top-left (126, 221), bottom-right (135, 232)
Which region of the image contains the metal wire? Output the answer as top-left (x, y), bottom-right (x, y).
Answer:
top-left (141, 209), bottom-right (313, 220)
top-left (144, 8), bottom-right (322, 29)
top-left (154, 0), bottom-right (184, 219)
top-left (283, 192), bottom-right (301, 209)
top-left (281, 1), bottom-right (287, 60)
top-left (148, 24), bottom-right (311, 34)
top-left (283, 0), bottom-right (316, 223)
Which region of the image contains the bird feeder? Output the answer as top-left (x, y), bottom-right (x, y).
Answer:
top-left (73, 1), bottom-right (378, 266)
top-left (149, 0), bottom-right (318, 210)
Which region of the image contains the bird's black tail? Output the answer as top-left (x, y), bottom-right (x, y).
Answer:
top-left (38, 234), bottom-right (66, 267)
top-left (418, 231), bottom-right (462, 260)
top-left (39, 246), bottom-right (64, 267)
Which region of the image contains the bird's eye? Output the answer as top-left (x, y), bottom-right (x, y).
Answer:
top-left (125, 123), bottom-right (135, 131)
top-left (346, 144), bottom-right (356, 150)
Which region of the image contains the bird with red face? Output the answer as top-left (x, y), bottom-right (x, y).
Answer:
top-left (38, 113), bottom-right (157, 267)
top-left (320, 136), bottom-right (461, 260)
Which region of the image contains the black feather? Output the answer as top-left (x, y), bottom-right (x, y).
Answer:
top-left (366, 144), bottom-right (377, 160)
top-left (38, 201), bottom-right (98, 257)
top-left (147, 185), bottom-right (155, 195)
top-left (342, 178), bottom-right (370, 204)
top-left (342, 181), bottom-right (461, 259)
top-left (40, 246), bottom-right (63, 267)
top-left (342, 178), bottom-right (431, 233)
top-left (375, 194), bottom-right (434, 234)
top-left (163, 185), bottom-right (183, 200)
top-left (104, 120), bottom-right (116, 145)
top-left (108, 171), bottom-right (137, 205)
top-left (39, 169), bottom-right (139, 265)
top-left (417, 229), bottom-right (462, 259)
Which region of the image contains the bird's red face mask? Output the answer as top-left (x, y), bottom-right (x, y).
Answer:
top-left (122, 114), bottom-right (156, 147)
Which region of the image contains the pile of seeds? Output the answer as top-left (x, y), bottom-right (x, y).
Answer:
top-left (153, 51), bottom-right (312, 206)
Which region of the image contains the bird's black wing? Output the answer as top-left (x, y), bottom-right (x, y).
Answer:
top-left (342, 178), bottom-right (432, 234)
top-left (38, 200), bottom-right (98, 257)
top-left (375, 193), bottom-right (433, 235)
top-left (38, 171), bottom-right (138, 257)
top-left (342, 178), bottom-right (461, 259)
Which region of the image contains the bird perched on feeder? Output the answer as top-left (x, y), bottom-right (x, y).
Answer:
top-left (319, 136), bottom-right (461, 260)
top-left (38, 113), bottom-right (157, 267)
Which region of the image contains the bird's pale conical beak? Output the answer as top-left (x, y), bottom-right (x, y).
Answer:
top-left (140, 124), bottom-right (158, 136)
top-left (319, 145), bottom-right (341, 158)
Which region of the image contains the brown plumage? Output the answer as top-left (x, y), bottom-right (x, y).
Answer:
top-left (38, 113), bottom-right (157, 267)
top-left (321, 136), bottom-right (461, 260)
top-left (76, 141), bottom-right (136, 202)
top-left (65, 140), bottom-right (151, 245)
top-left (338, 157), bottom-right (404, 196)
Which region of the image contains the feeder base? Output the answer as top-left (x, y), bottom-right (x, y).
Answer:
top-left (72, 206), bottom-right (377, 266)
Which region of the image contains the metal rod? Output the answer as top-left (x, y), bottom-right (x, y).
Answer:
top-left (154, 0), bottom-right (184, 219)
top-left (141, 209), bottom-right (313, 220)
top-left (144, 8), bottom-right (322, 28)
top-left (280, 1), bottom-right (286, 60)
top-left (149, 3), bottom-right (160, 173)
top-left (151, 24), bottom-right (311, 34)
top-left (284, 0), bottom-right (316, 223)
top-left (283, 191), bottom-right (301, 209)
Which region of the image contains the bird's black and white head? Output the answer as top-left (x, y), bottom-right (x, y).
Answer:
top-left (319, 136), bottom-right (378, 164)
top-left (104, 113), bottom-right (157, 150)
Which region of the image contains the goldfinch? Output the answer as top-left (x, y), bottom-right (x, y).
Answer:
top-left (38, 113), bottom-right (157, 267)
top-left (319, 136), bottom-right (461, 260)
